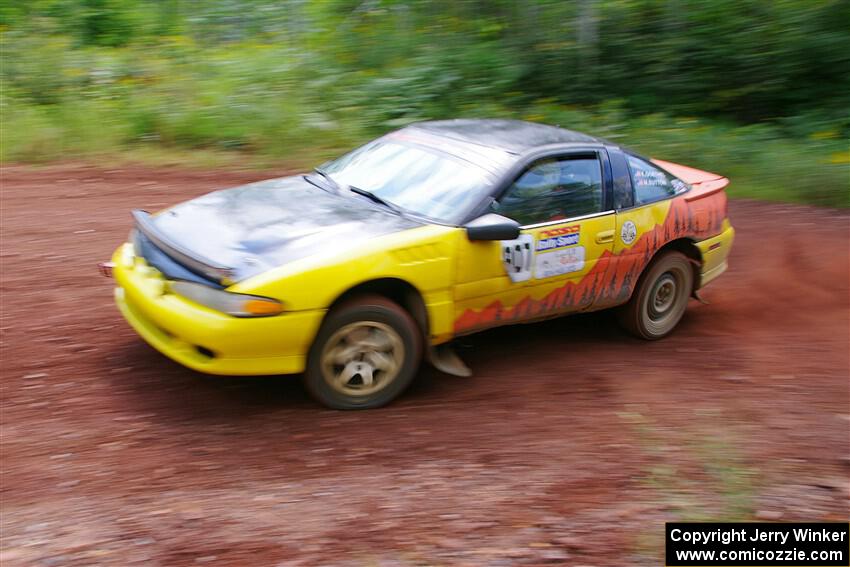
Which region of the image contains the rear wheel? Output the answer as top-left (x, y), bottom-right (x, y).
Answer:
top-left (618, 251), bottom-right (693, 340)
top-left (304, 295), bottom-right (421, 409)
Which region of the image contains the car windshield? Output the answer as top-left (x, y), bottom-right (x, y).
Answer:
top-left (320, 139), bottom-right (495, 224)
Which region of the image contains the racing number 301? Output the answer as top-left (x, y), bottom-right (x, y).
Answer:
top-left (502, 234), bottom-right (533, 282)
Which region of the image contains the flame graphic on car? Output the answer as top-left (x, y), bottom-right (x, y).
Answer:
top-left (454, 192), bottom-right (726, 333)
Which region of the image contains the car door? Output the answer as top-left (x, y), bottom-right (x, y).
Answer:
top-left (595, 150), bottom-right (691, 308)
top-left (454, 150), bottom-right (616, 334)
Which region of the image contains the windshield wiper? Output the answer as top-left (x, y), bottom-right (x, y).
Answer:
top-left (305, 167), bottom-right (341, 193)
top-left (349, 186), bottom-right (405, 217)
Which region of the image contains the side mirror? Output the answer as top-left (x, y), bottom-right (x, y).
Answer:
top-left (464, 213), bottom-right (521, 241)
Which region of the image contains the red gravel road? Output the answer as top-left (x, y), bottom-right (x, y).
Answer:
top-left (1, 164), bottom-right (848, 566)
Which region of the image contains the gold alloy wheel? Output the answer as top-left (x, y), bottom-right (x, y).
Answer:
top-left (320, 321), bottom-right (404, 397)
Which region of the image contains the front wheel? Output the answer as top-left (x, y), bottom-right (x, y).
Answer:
top-left (304, 295), bottom-right (421, 409)
top-left (618, 251), bottom-right (694, 340)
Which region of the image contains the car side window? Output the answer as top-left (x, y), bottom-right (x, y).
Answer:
top-left (495, 155), bottom-right (603, 226)
top-left (627, 155), bottom-right (686, 205)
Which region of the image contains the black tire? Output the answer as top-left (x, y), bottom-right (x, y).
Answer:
top-left (304, 295), bottom-right (422, 409)
top-left (618, 251), bottom-right (694, 340)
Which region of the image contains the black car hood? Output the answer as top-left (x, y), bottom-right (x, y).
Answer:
top-left (150, 175), bottom-right (422, 281)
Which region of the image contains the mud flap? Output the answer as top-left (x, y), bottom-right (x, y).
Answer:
top-left (692, 289), bottom-right (710, 304)
top-left (687, 257), bottom-right (709, 304)
top-left (427, 343), bottom-right (472, 377)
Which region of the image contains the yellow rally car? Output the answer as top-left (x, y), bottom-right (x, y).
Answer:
top-left (106, 119), bottom-right (734, 409)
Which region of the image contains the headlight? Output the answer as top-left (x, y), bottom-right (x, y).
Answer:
top-left (169, 280), bottom-right (284, 317)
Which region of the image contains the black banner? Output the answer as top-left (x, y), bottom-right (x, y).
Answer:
top-left (666, 522), bottom-right (849, 566)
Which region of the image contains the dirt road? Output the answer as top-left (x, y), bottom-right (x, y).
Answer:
top-left (2, 164), bottom-right (848, 566)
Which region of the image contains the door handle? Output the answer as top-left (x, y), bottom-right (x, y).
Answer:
top-left (595, 230), bottom-right (614, 244)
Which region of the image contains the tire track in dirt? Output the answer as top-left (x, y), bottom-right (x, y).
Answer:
top-left (1, 164), bottom-right (848, 566)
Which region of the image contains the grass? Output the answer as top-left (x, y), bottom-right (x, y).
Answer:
top-left (5, 98), bottom-right (847, 208)
top-left (2, 37), bottom-right (848, 207)
top-left (620, 409), bottom-right (757, 564)
top-left (620, 409), bottom-right (756, 522)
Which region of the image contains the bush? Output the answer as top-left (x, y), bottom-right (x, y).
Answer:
top-left (1, 1), bottom-right (848, 206)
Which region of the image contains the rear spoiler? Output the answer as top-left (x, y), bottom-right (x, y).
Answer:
top-left (651, 158), bottom-right (730, 201)
top-left (132, 209), bottom-right (236, 284)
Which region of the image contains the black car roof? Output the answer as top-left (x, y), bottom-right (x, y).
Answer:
top-left (406, 119), bottom-right (602, 154)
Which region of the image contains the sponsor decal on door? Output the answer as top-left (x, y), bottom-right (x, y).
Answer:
top-left (535, 246), bottom-right (585, 279)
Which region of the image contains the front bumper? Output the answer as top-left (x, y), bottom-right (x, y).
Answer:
top-left (111, 244), bottom-right (325, 375)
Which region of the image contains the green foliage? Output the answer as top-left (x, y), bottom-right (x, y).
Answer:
top-left (1, 0), bottom-right (848, 206)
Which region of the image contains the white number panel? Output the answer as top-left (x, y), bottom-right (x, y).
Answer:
top-left (501, 234), bottom-right (534, 282)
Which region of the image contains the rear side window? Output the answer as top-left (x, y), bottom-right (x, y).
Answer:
top-left (627, 155), bottom-right (686, 205)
